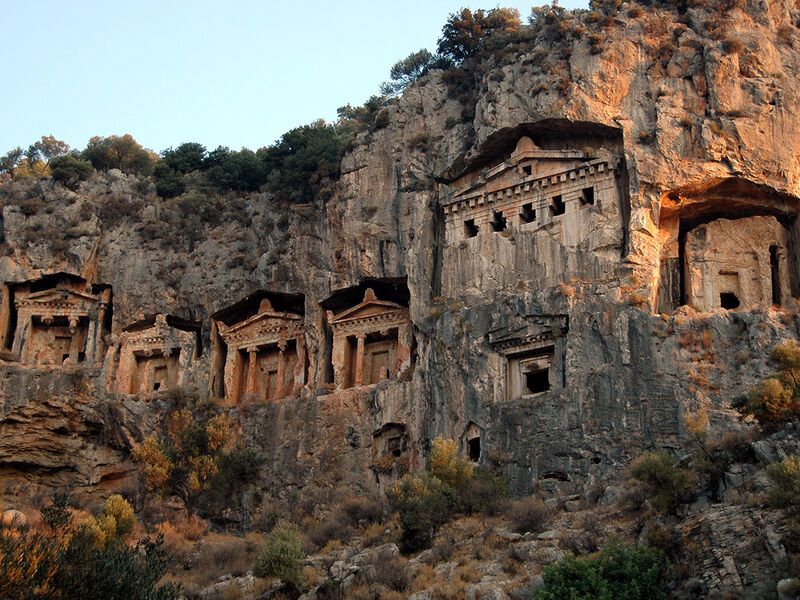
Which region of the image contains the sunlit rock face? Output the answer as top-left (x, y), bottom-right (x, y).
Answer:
top-left (1, 0), bottom-right (800, 545)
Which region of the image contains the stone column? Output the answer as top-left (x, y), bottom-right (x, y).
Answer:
top-left (354, 334), bottom-right (366, 387)
top-left (139, 353), bottom-right (153, 393)
top-left (396, 323), bottom-right (413, 376)
top-left (114, 343), bottom-right (137, 394)
top-left (293, 334), bottom-right (306, 394)
top-left (94, 304), bottom-right (108, 367)
top-left (224, 348), bottom-right (241, 404)
top-left (12, 311), bottom-right (31, 361)
top-left (331, 331), bottom-right (347, 391)
top-left (245, 348), bottom-right (258, 398)
top-left (275, 341), bottom-right (286, 399)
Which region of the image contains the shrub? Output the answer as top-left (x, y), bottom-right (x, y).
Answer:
top-left (767, 455), bottom-right (800, 508)
top-left (507, 496), bottom-right (553, 534)
top-left (253, 522), bottom-right (306, 587)
top-left (733, 341), bottom-right (800, 430)
top-left (339, 496), bottom-right (385, 526)
top-left (0, 497), bottom-right (179, 600)
top-left (386, 471), bottom-right (455, 553)
top-left (407, 133), bottom-right (433, 152)
top-left (371, 556), bottom-right (409, 592)
top-left (50, 154), bottom-right (94, 187)
top-left (427, 437), bottom-right (473, 489)
top-left (309, 518), bottom-right (353, 548)
top-left (535, 541), bottom-right (664, 600)
top-left (460, 468), bottom-right (509, 515)
top-left (102, 494), bottom-right (135, 538)
top-left (630, 450), bottom-right (693, 514)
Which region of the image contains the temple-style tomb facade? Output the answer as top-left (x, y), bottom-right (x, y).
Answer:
top-left (215, 298), bottom-right (306, 404)
top-left (4, 274), bottom-right (111, 367)
top-left (327, 289), bottom-right (413, 391)
top-left (114, 314), bottom-right (201, 394)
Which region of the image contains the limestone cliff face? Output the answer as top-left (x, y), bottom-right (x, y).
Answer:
top-left (1, 0), bottom-right (800, 523)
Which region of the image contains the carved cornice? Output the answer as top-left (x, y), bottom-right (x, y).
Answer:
top-left (331, 309), bottom-right (409, 336)
top-left (220, 320), bottom-right (303, 350)
top-left (441, 159), bottom-right (618, 214)
top-left (489, 315), bottom-right (568, 353)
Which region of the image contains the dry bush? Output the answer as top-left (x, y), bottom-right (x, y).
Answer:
top-left (502, 555), bottom-right (525, 576)
top-left (361, 522), bottom-right (389, 547)
top-left (178, 514), bottom-right (208, 540)
top-left (309, 518), bottom-right (353, 548)
top-left (370, 556), bottom-right (409, 592)
top-left (423, 536), bottom-right (456, 565)
top-left (507, 497), bottom-right (553, 534)
top-left (722, 38), bottom-right (744, 54)
top-left (339, 496), bottom-right (386, 527)
top-left (155, 520), bottom-right (193, 557)
top-left (192, 536), bottom-right (260, 586)
top-left (410, 564), bottom-right (441, 593)
top-left (455, 561), bottom-right (483, 583)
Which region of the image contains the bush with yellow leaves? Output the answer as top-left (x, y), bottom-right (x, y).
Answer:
top-left (132, 405), bottom-right (239, 514)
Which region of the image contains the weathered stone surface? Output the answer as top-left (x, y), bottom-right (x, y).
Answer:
top-left (0, 508), bottom-right (27, 528)
top-left (0, 0), bottom-right (798, 571)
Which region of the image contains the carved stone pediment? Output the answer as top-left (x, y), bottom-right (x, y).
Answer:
top-left (329, 289), bottom-right (409, 335)
top-left (217, 300), bottom-right (303, 350)
top-left (488, 315), bottom-right (568, 353)
top-left (120, 314), bottom-right (197, 355)
top-left (15, 287), bottom-right (106, 314)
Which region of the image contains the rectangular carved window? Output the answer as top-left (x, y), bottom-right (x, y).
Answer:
top-left (549, 195), bottom-right (565, 217)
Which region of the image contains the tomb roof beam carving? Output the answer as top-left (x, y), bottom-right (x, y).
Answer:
top-left (441, 158), bottom-right (616, 214)
top-left (488, 315), bottom-right (568, 353)
top-left (329, 310), bottom-right (409, 336)
top-left (219, 324), bottom-right (303, 351)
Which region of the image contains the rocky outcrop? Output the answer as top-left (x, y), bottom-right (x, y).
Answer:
top-left (0, 0), bottom-right (798, 548)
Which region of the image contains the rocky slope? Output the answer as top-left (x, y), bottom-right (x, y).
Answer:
top-left (2, 0), bottom-right (800, 596)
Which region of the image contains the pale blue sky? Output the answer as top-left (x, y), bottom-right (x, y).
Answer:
top-left (2, 1), bottom-right (587, 155)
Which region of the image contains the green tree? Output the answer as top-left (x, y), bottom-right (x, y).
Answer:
top-left (535, 541), bottom-right (664, 600)
top-left (437, 7), bottom-right (522, 63)
top-left (258, 120), bottom-right (343, 202)
top-left (153, 161), bottom-right (185, 198)
top-left (381, 49), bottom-right (435, 96)
top-left (161, 142), bottom-right (207, 174)
top-left (49, 154), bottom-right (94, 187)
top-left (0, 147), bottom-right (24, 179)
top-left (82, 134), bottom-right (155, 175)
top-left (733, 340), bottom-right (800, 430)
top-left (205, 148), bottom-right (266, 192)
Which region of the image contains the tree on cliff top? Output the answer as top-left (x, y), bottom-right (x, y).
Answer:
top-left (258, 120), bottom-right (343, 202)
top-left (437, 7), bottom-right (522, 63)
top-left (82, 134), bottom-right (155, 175)
top-left (380, 49), bottom-right (437, 96)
